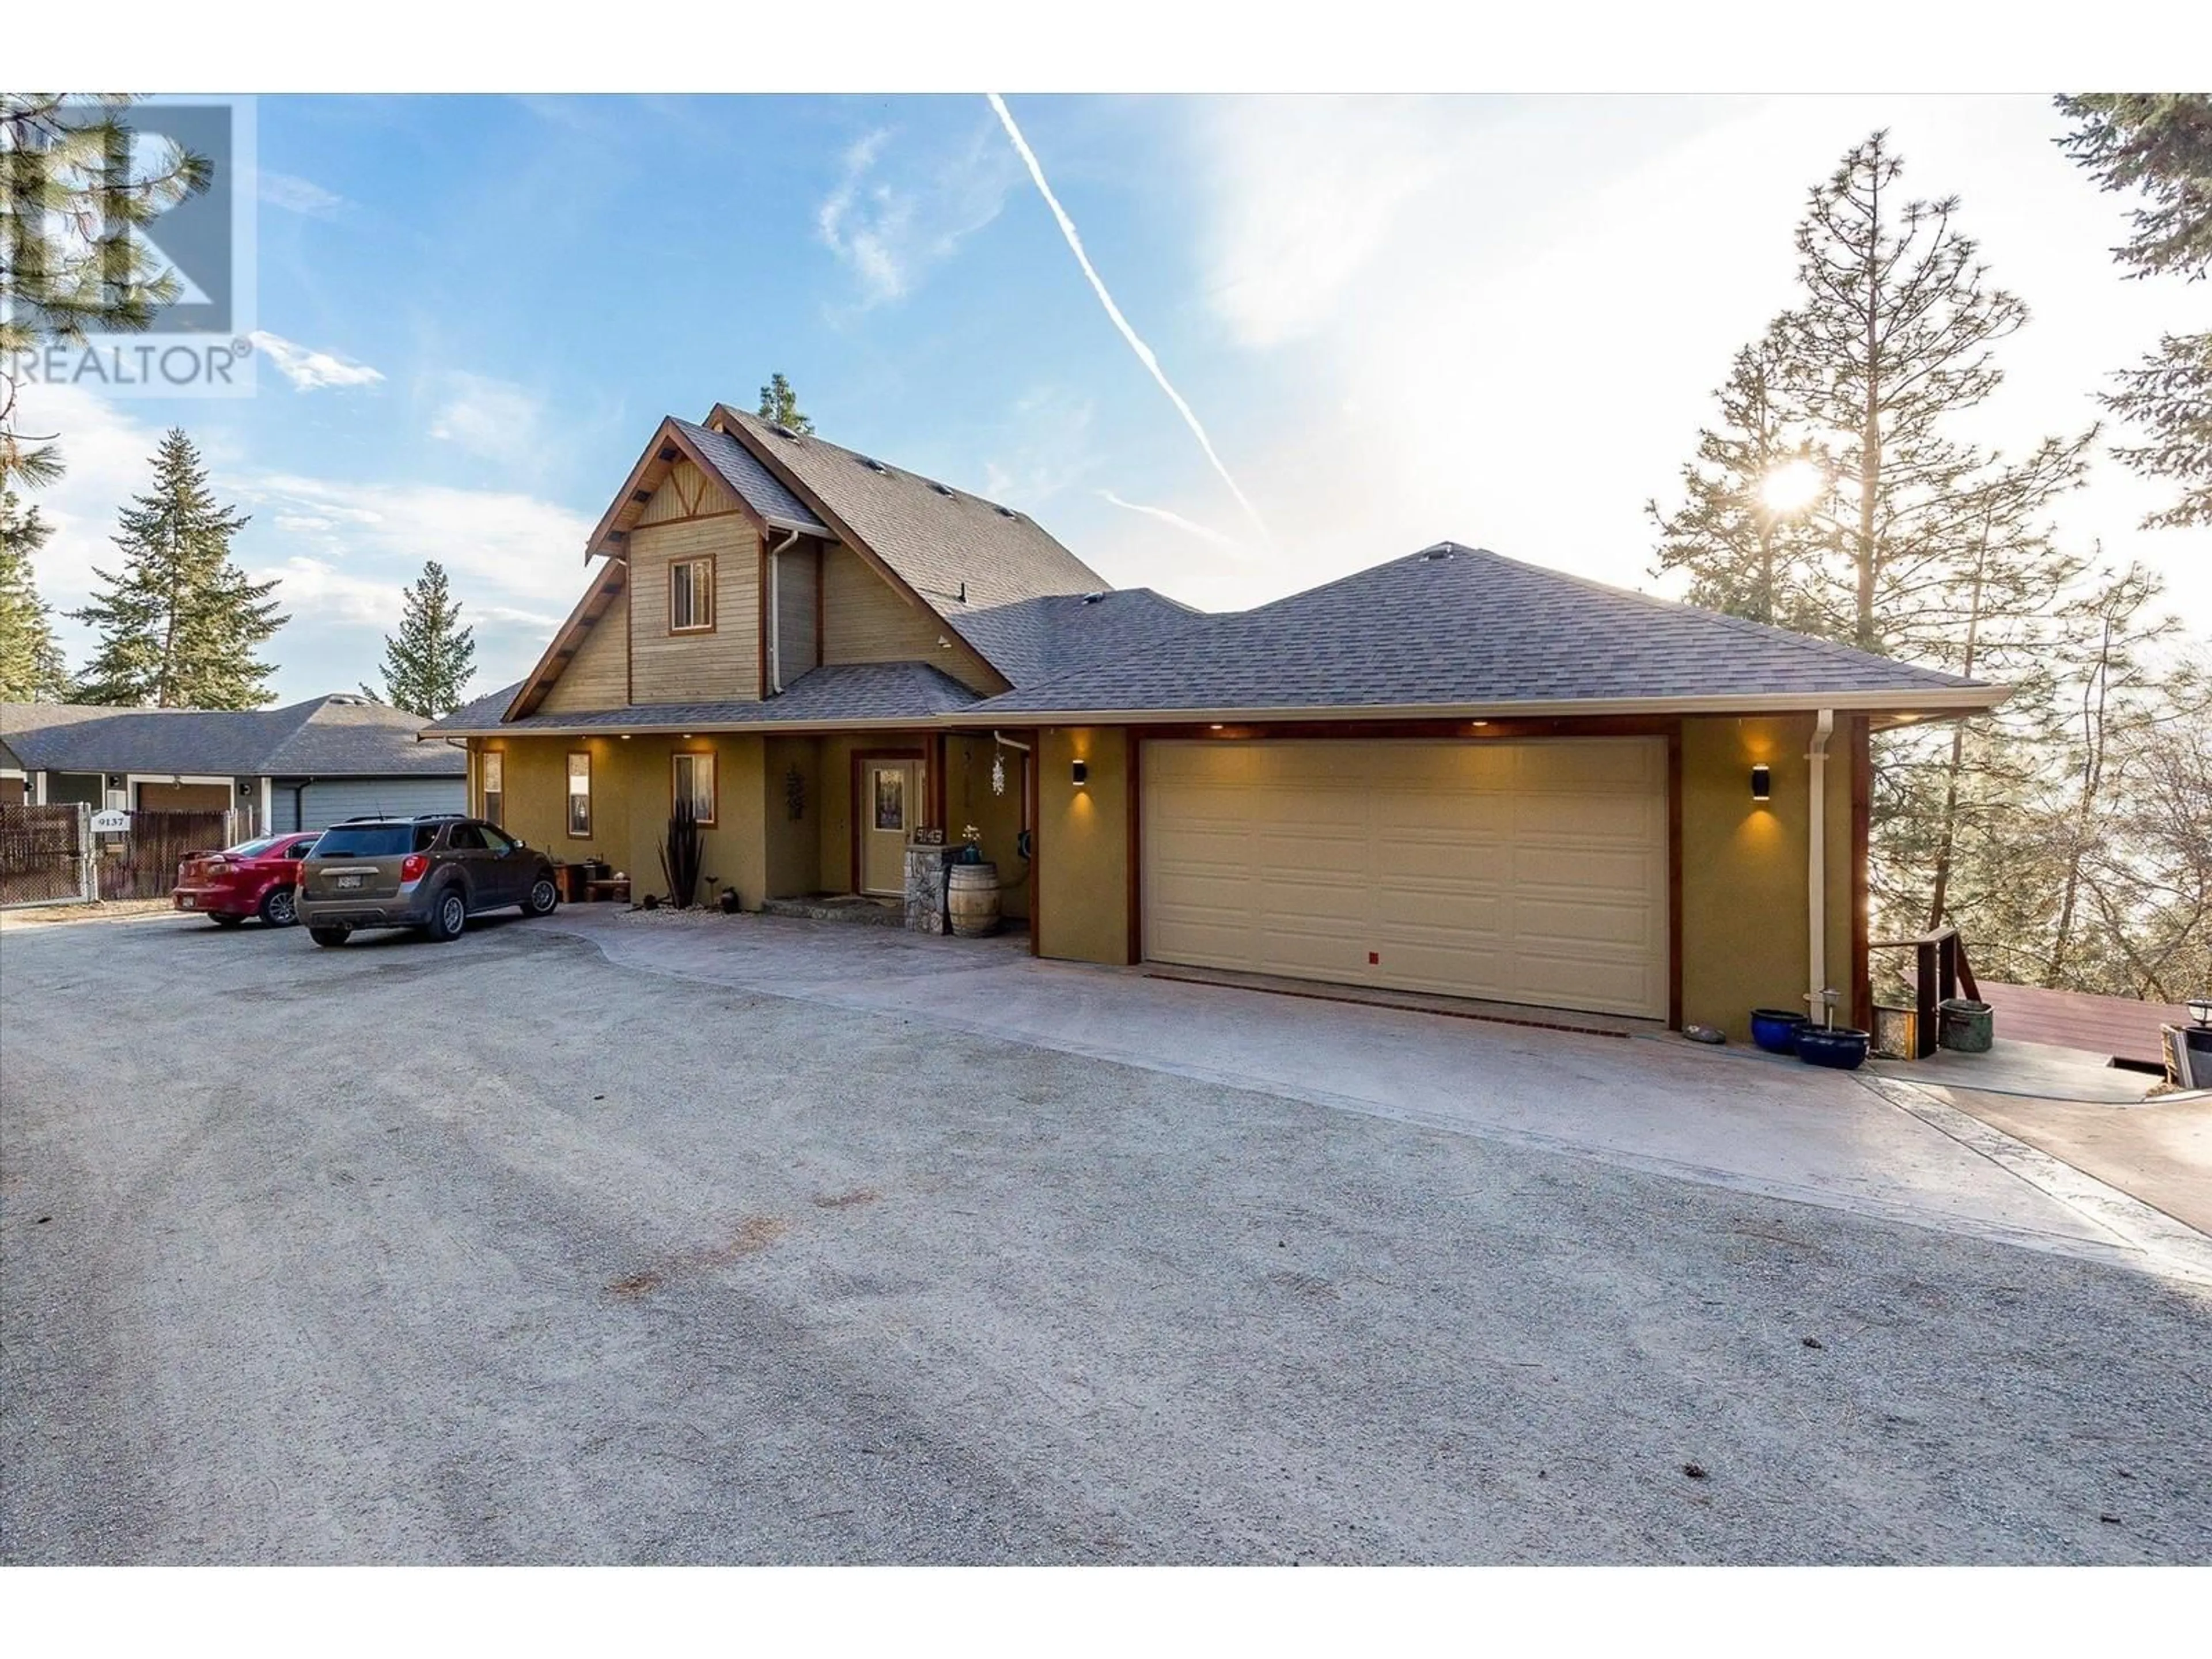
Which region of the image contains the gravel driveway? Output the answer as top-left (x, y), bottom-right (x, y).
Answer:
top-left (3, 914), bottom-right (2207, 1563)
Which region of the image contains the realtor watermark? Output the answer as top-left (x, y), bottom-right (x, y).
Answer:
top-left (2, 94), bottom-right (259, 397)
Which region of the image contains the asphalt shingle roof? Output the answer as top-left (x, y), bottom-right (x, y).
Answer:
top-left (714, 407), bottom-right (1109, 680)
top-left (455, 661), bottom-right (979, 734)
top-left (974, 543), bottom-right (1988, 717)
top-left (430, 681), bottom-right (527, 735)
top-left (0, 695), bottom-right (468, 777)
top-left (671, 419), bottom-right (830, 536)
top-left (956, 588), bottom-right (1203, 689)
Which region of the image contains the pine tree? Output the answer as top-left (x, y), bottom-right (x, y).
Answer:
top-left (1778, 131), bottom-right (2032, 656)
top-left (3, 96), bottom-right (211, 489)
top-left (756, 372), bottom-right (813, 434)
top-left (73, 427), bottom-right (285, 709)
top-left (365, 560), bottom-right (475, 718)
top-left (0, 486), bottom-right (73, 700)
top-left (2056, 94), bottom-right (2212, 528)
top-left (1648, 328), bottom-right (1835, 631)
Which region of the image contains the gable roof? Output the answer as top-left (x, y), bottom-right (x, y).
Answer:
top-left (973, 543), bottom-right (2001, 721)
top-left (706, 406), bottom-right (1109, 681)
top-left (0, 695), bottom-right (468, 777)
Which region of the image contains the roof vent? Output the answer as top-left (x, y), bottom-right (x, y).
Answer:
top-left (1081, 592), bottom-right (1107, 605)
top-left (770, 423), bottom-right (802, 441)
top-left (1421, 544), bottom-right (1457, 560)
top-left (995, 505), bottom-right (1020, 520)
top-left (857, 455), bottom-right (889, 474)
top-left (930, 482), bottom-right (955, 498)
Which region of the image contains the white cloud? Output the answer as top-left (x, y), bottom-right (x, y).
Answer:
top-left (257, 171), bottom-right (345, 218)
top-left (14, 382), bottom-right (590, 701)
top-left (427, 372), bottom-right (548, 468)
top-left (249, 331), bottom-right (385, 391)
top-left (816, 123), bottom-right (1018, 308)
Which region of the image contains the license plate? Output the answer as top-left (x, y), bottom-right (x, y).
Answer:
top-left (179, 895), bottom-right (195, 908)
top-left (335, 874), bottom-right (364, 889)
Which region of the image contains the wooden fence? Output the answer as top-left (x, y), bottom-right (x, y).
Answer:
top-left (91, 808), bottom-right (255, 901)
top-left (0, 804), bottom-right (93, 908)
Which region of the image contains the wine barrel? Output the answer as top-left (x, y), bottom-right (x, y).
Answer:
top-left (946, 861), bottom-right (1001, 937)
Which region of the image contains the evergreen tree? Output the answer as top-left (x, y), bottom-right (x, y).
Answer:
top-left (73, 428), bottom-right (285, 709)
top-left (755, 372), bottom-right (813, 434)
top-left (1777, 131), bottom-right (2031, 656)
top-left (2056, 94), bottom-right (2212, 528)
top-left (0, 487), bottom-right (74, 700)
top-left (365, 560), bottom-right (476, 718)
top-left (2, 96), bottom-right (211, 489)
top-left (1648, 328), bottom-right (1835, 631)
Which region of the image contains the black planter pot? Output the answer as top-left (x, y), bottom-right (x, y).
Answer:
top-left (1750, 1008), bottom-right (1810, 1054)
top-left (1796, 1026), bottom-right (1871, 1070)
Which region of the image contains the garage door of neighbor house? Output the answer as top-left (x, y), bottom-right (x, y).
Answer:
top-left (1141, 738), bottom-right (1669, 1019)
top-left (135, 781), bottom-right (233, 813)
top-left (290, 777), bottom-right (467, 832)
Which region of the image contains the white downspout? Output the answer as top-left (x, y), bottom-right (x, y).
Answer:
top-left (767, 527), bottom-right (799, 694)
top-left (1806, 708), bottom-right (1836, 1025)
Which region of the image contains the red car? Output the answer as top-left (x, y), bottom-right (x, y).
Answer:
top-left (172, 832), bottom-right (324, 929)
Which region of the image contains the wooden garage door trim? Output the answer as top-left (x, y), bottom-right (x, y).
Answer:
top-left (1135, 731), bottom-right (1681, 1024)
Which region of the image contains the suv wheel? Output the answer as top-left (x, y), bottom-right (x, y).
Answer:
top-left (259, 885), bottom-right (298, 927)
top-left (425, 887), bottom-right (467, 942)
top-left (309, 925), bottom-right (351, 947)
top-left (525, 876), bottom-right (558, 916)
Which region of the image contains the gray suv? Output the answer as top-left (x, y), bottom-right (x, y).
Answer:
top-left (297, 814), bottom-right (558, 946)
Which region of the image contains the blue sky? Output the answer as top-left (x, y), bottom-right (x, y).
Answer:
top-left (21, 93), bottom-right (2208, 705)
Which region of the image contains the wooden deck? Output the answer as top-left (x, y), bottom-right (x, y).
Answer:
top-left (1971, 981), bottom-right (2188, 1066)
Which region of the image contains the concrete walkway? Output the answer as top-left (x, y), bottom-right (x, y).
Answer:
top-left (543, 908), bottom-right (2212, 1284)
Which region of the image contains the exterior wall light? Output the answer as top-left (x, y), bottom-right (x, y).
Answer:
top-left (1071, 759), bottom-right (1089, 787)
top-left (1751, 763), bottom-right (1772, 802)
top-left (2188, 995), bottom-right (2211, 1029)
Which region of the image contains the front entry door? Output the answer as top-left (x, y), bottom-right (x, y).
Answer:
top-left (859, 760), bottom-right (918, 896)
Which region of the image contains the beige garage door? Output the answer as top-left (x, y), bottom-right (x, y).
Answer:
top-left (1142, 738), bottom-right (1668, 1018)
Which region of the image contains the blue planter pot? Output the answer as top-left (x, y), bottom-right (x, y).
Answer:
top-left (1796, 1026), bottom-right (1870, 1070)
top-left (1749, 1008), bottom-right (1810, 1054)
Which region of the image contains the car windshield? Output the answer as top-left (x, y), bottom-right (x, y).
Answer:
top-left (225, 836), bottom-right (281, 858)
top-left (310, 824), bottom-right (413, 857)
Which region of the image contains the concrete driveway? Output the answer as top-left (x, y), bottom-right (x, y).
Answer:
top-left (3, 908), bottom-right (2208, 1563)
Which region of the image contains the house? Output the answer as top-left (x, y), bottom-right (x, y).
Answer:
top-left (0, 693), bottom-right (467, 832)
top-left (428, 404), bottom-right (2004, 1042)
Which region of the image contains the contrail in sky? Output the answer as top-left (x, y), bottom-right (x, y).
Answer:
top-left (1099, 490), bottom-right (1251, 558)
top-left (987, 93), bottom-right (1274, 551)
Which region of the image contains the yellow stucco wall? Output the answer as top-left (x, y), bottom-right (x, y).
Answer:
top-left (946, 734), bottom-right (1031, 921)
top-left (1679, 714), bottom-right (1857, 1043)
top-left (1036, 726), bottom-right (1130, 965)
top-left (479, 733), bottom-right (767, 907)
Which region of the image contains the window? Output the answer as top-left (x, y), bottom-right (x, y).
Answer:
top-left (566, 751), bottom-right (592, 837)
top-left (314, 824), bottom-right (413, 857)
top-left (480, 826), bottom-right (515, 855)
top-left (481, 751), bottom-right (504, 825)
top-left (669, 556), bottom-right (715, 633)
top-left (445, 823), bottom-right (488, 851)
top-left (673, 751), bottom-right (716, 825)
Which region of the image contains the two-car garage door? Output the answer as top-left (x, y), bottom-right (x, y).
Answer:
top-left (1142, 738), bottom-right (1668, 1020)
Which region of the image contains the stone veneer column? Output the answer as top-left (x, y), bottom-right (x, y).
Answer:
top-left (904, 842), bottom-right (957, 933)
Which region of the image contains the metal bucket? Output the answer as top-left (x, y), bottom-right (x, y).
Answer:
top-left (1938, 998), bottom-right (1993, 1054)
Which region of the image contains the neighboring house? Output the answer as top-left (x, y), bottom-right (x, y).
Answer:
top-left (429, 404), bottom-right (2004, 1042)
top-left (1, 694), bottom-right (468, 833)
top-left (0, 734), bottom-right (25, 806)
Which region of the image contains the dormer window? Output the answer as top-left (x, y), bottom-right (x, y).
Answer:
top-left (669, 555), bottom-right (715, 634)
